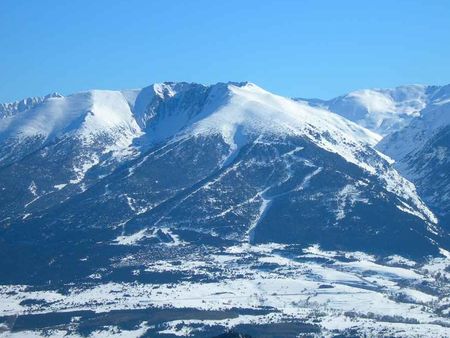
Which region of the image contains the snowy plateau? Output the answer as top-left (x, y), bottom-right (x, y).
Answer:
top-left (0, 82), bottom-right (449, 337)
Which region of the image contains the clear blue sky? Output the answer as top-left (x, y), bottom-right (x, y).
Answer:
top-left (1, 0), bottom-right (450, 102)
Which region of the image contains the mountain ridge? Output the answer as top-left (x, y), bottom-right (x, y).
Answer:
top-left (296, 82), bottom-right (450, 234)
top-left (296, 83), bottom-right (450, 137)
top-left (0, 81), bottom-right (446, 265)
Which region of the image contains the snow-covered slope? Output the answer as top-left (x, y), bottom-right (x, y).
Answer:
top-left (297, 82), bottom-right (450, 231)
top-left (187, 82), bottom-right (381, 151)
top-left (378, 84), bottom-right (450, 159)
top-left (0, 90), bottom-right (142, 155)
top-left (378, 84), bottom-right (450, 229)
top-left (0, 92), bottom-right (62, 119)
top-left (296, 84), bottom-right (439, 136)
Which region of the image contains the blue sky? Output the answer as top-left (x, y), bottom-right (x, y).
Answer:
top-left (1, 0), bottom-right (450, 102)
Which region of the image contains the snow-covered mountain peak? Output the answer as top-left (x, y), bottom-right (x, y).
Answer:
top-left (298, 83), bottom-right (450, 138)
top-left (151, 82), bottom-right (211, 99)
top-left (0, 82), bottom-right (248, 148)
top-left (0, 90), bottom-right (141, 142)
top-left (296, 84), bottom-right (437, 136)
top-left (0, 92), bottom-right (63, 119)
top-left (1, 81), bottom-right (384, 161)
top-left (378, 87), bottom-right (450, 161)
top-left (345, 84), bottom-right (427, 115)
top-left (188, 81), bottom-right (382, 152)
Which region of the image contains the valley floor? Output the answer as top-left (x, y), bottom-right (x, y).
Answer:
top-left (0, 242), bottom-right (449, 337)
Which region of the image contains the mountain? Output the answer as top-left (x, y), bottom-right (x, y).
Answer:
top-left (0, 92), bottom-right (62, 119)
top-left (378, 84), bottom-right (450, 231)
top-left (0, 82), bottom-right (449, 337)
top-left (0, 89), bottom-right (144, 224)
top-left (0, 82), bottom-right (443, 263)
top-left (299, 84), bottom-right (450, 232)
top-left (296, 84), bottom-right (446, 136)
